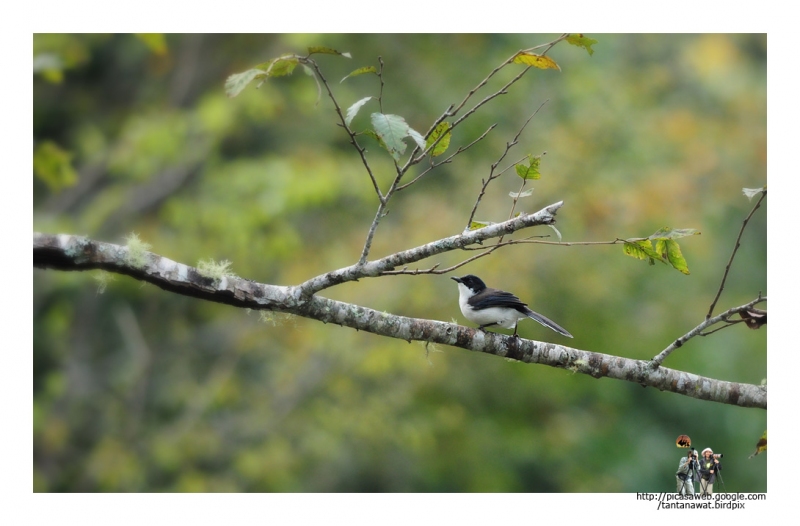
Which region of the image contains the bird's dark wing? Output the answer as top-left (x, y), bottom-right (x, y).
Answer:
top-left (469, 287), bottom-right (574, 338)
top-left (469, 288), bottom-right (529, 312)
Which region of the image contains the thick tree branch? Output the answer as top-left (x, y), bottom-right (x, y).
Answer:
top-left (33, 232), bottom-right (767, 409)
top-left (301, 200), bottom-right (564, 296)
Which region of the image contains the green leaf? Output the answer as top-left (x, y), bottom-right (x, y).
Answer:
top-left (513, 52), bottom-right (560, 71)
top-left (655, 239), bottom-right (690, 274)
top-left (407, 127), bottom-right (426, 151)
top-left (345, 97), bottom-right (373, 127)
top-left (264, 56), bottom-right (299, 77)
top-left (566, 34), bottom-right (598, 56)
top-left (427, 122), bottom-right (452, 157)
top-left (624, 228), bottom-right (698, 274)
top-left (33, 141), bottom-right (78, 191)
top-left (516, 155), bottom-right (541, 180)
top-left (622, 240), bottom-right (660, 266)
top-left (225, 55), bottom-right (301, 97)
top-left (371, 113), bottom-right (412, 161)
top-left (308, 46), bottom-right (351, 58)
top-left (362, 129), bottom-right (388, 150)
top-left (224, 69), bottom-right (264, 98)
top-left (341, 66), bottom-right (378, 83)
top-left (648, 227), bottom-right (700, 240)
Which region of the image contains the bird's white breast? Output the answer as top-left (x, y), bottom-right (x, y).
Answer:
top-left (457, 283), bottom-right (526, 329)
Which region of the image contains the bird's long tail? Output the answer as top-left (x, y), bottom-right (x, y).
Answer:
top-left (525, 309), bottom-right (573, 338)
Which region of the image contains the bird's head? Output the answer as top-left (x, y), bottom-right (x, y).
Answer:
top-left (451, 274), bottom-right (487, 294)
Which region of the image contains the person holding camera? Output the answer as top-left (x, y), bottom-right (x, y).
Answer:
top-left (676, 448), bottom-right (699, 494)
top-left (698, 447), bottom-right (722, 495)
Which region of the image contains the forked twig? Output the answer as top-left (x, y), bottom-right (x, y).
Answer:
top-left (707, 190), bottom-right (767, 318)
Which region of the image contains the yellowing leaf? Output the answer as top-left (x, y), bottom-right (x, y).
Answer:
top-left (514, 52), bottom-right (561, 71)
top-left (655, 239), bottom-right (690, 275)
top-left (427, 122), bottom-right (451, 157)
top-left (749, 430), bottom-right (767, 459)
top-left (623, 240), bottom-right (658, 265)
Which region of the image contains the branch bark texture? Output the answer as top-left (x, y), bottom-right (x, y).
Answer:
top-left (33, 231), bottom-right (767, 409)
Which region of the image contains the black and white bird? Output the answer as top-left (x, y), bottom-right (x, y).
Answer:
top-left (451, 274), bottom-right (573, 338)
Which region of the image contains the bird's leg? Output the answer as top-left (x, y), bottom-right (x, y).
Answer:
top-left (477, 322), bottom-right (497, 332)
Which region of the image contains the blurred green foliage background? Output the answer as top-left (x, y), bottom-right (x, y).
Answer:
top-left (33, 34), bottom-right (766, 492)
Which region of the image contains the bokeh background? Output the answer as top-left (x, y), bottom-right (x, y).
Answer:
top-left (33, 34), bottom-right (766, 492)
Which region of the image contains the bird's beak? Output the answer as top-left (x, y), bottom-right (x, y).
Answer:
top-left (451, 277), bottom-right (461, 283)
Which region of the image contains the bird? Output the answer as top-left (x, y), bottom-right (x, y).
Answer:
top-left (451, 274), bottom-right (573, 338)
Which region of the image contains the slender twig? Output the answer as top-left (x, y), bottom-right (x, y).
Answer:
top-left (359, 43), bottom-right (533, 261)
top-left (382, 235), bottom-right (645, 275)
top-left (501, 238), bottom-right (636, 247)
top-left (396, 124), bottom-right (497, 191)
top-left (507, 178), bottom-right (529, 221)
top-left (358, 205), bottom-right (388, 265)
top-left (358, 155), bottom-right (408, 264)
top-left (464, 103), bottom-right (548, 231)
top-left (651, 295), bottom-right (766, 367)
top-left (343, 38), bottom-right (563, 268)
top-left (304, 58), bottom-right (384, 202)
top-left (399, 35), bottom-right (567, 172)
top-left (304, 56), bottom-right (387, 263)
top-left (447, 34), bottom-right (565, 121)
top-left (464, 154), bottom-right (530, 232)
top-left (453, 67), bottom-right (531, 131)
top-left (448, 55), bottom-right (520, 118)
top-left (524, 33), bottom-right (570, 55)
top-left (706, 190), bottom-right (767, 318)
top-left (376, 57), bottom-right (385, 113)
top-left (700, 320), bottom-right (747, 337)
top-left (394, 65), bottom-right (530, 175)
top-left (468, 108), bottom-right (547, 231)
